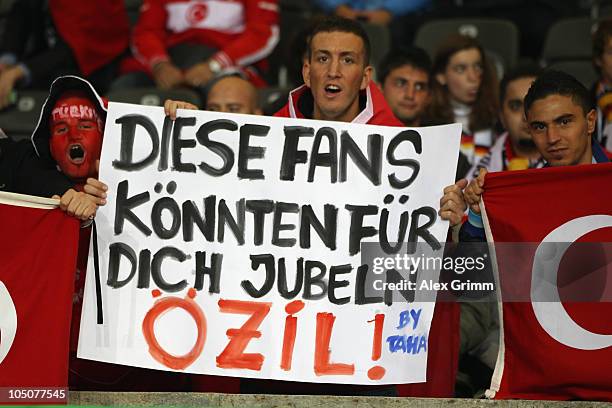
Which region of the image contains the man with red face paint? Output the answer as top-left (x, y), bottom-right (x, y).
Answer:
top-left (47, 91), bottom-right (104, 186)
top-left (32, 77), bottom-right (107, 187)
top-left (31, 76), bottom-right (188, 391)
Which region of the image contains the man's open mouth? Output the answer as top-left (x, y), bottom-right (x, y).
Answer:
top-left (325, 84), bottom-right (341, 95)
top-left (68, 144), bottom-right (86, 163)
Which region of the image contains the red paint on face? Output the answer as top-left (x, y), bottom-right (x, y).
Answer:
top-left (49, 94), bottom-right (103, 183)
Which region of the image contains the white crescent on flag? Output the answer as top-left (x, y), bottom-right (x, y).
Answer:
top-left (531, 215), bottom-right (612, 350)
top-left (0, 281), bottom-right (17, 364)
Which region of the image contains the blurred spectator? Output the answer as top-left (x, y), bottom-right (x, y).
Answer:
top-left (592, 19), bottom-right (612, 153)
top-left (315, 0), bottom-right (430, 26)
top-left (467, 64), bottom-right (544, 180)
top-left (115, 0), bottom-right (279, 92)
top-left (315, 0), bottom-right (431, 54)
top-left (206, 74), bottom-right (262, 114)
top-left (378, 47), bottom-right (431, 126)
top-left (395, 0), bottom-right (577, 60)
top-left (0, 0), bottom-right (129, 110)
top-left (425, 34), bottom-right (498, 167)
top-left (164, 74), bottom-right (262, 115)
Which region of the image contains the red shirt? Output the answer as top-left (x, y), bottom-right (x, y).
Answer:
top-left (50, 0), bottom-right (129, 76)
top-left (128, 0), bottom-right (278, 79)
top-left (275, 82), bottom-right (403, 127)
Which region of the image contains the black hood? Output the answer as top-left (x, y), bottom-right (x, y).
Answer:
top-left (31, 75), bottom-right (106, 164)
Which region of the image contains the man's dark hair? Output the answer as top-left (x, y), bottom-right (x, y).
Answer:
top-left (524, 70), bottom-right (595, 116)
top-left (377, 47), bottom-right (431, 84)
top-left (307, 16), bottom-right (371, 65)
top-left (499, 64), bottom-right (543, 105)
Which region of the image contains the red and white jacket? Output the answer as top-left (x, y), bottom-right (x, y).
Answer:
top-left (275, 82), bottom-right (404, 126)
top-left (130, 0), bottom-right (279, 78)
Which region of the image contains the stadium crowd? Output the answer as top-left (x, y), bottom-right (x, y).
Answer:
top-left (0, 0), bottom-right (610, 400)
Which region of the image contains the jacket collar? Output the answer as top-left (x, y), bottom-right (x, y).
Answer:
top-left (287, 83), bottom-right (375, 124)
top-left (592, 136), bottom-right (610, 163)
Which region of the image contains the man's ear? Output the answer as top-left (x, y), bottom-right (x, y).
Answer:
top-left (302, 61), bottom-right (311, 88)
top-left (587, 108), bottom-right (597, 135)
top-left (360, 65), bottom-right (373, 90)
top-left (436, 73), bottom-right (446, 86)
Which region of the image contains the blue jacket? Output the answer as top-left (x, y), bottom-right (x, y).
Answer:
top-left (315, 0), bottom-right (430, 16)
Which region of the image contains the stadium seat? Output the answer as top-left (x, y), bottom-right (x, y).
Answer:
top-left (361, 22), bottom-right (391, 81)
top-left (258, 87), bottom-right (289, 116)
top-left (541, 17), bottom-right (596, 63)
top-left (0, 91), bottom-right (48, 141)
top-left (548, 60), bottom-right (598, 89)
top-left (0, 0), bottom-right (15, 15)
top-left (591, 0), bottom-right (612, 19)
top-left (0, 0), bottom-right (15, 37)
top-left (414, 18), bottom-right (519, 69)
top-left (106, 87), bottom-right (202, 108)
top-left (600, 4), bottom-right (612, 17)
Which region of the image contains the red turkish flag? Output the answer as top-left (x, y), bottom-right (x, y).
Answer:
top-left (0, 194), bottom-right (79, 388)
top-left (481, 162), bottom-right (612, 401)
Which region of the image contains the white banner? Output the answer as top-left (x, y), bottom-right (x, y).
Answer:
top-left (78, 102), bottom-right (461, 385)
